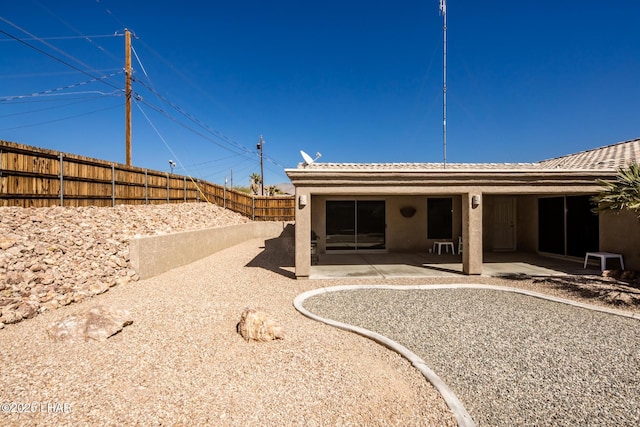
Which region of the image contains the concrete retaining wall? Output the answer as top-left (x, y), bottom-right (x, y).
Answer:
top-left (129, 221), bottom-right (289, 279)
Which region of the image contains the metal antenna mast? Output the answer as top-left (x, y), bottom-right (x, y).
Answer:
top-left (440, 0), bottom-right (447, 168)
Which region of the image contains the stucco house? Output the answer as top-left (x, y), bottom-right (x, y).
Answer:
top-left (285, 138), bottom-right (640, 279)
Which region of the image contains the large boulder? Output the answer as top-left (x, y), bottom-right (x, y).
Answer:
top-left (46, 305), bottom-right (133, 342)
top-left (236, 307), bottom-right (284, 342)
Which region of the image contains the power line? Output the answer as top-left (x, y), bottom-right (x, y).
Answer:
top-left (134, 80), bottom-right (255, 155)
top-left (0, 95), bottom-right (116, 118)
top-left (0, 94), bottom-right (112, 105)
top-left (0, 72), bottom-right (123, 101)
top-left (0, 103), bottom-right (121, 131)
top-left (0, 69), bottom-right (121, 79)
top-left (30, 0), bottom-right (122, 65)
top-left (134, 79), bottom-right (287, 170)
top-left (0, 13), bottom-right (289, 183)
top-left (0, 28), bottom-right (122, 93)
top-left (133, 97), bottom-right (257, 162)
top-left (0, 34), bottom-right (116, 41)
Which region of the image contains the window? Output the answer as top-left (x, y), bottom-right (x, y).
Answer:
top-left (427, 198), bottom-right (452, 239)
top-left (538, 195), bottom-right (599, 257)
top-left (326, 200), bottom-right (385, 251)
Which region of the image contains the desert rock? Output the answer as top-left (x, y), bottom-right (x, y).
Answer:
top-left (237, 307), bottom-right (285, 342)
top-left (46, 305), bottom-right (133, 342)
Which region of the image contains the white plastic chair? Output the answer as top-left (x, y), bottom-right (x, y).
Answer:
top-left (457, 236), bottom-right (463, 255)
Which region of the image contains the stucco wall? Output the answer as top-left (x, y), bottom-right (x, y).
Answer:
top-left (599, 209), bottom-right (640, 270)
top-left (387, 196), bottom-right (428, 251)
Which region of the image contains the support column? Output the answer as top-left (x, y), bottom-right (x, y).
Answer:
top-left (295, 189), bottom-right (312, 279)
top-left (462, 192), bottom-right (483, 275)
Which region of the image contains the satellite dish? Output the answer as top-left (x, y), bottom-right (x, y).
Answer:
top-left (300, 150), bottom-right (314, 165)
top-left (300, 150), bottom-right (322, 166)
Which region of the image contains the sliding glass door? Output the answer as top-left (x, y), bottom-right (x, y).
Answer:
top-left (326, 200), bottom-right (385, 251)
top-left (538, 195), bottom-right (599, 257)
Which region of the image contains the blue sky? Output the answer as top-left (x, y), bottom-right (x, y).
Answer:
top-left (1, 1), bottom-right (638, 187)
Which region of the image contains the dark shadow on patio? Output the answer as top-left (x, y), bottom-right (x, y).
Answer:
top-left (245, 223), bottom-right (296, 279)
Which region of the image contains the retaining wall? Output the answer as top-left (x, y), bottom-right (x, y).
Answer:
top-left (129, 221), bottom-right (288, 279)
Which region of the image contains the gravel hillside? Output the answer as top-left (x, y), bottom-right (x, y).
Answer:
top-left (0, 203), bottom-right (249, 327)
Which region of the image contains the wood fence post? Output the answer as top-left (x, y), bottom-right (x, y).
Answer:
top-left (166, 172), bottom-right (170, 203)
top-left (252, 196), bottom-right (255, 221)
top-left (59, 153), bottom-right (64, 206)
top-left (183, 177), bottom-right (187, 202)
top-left (196, 179), bottom-right (200, 202)
top-left (111, 164), bottom-right (116, 206)
top-left (144, 170), bottom-right (148, 204)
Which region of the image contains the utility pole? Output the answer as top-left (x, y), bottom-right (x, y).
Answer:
top-left (256, 135), bottom-right (264, 196)
top-left (124, 28), bottom-right (132, 166)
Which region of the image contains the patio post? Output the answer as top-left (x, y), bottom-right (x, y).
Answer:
top-left (295, 188), bottom-right (312, 279)
top-left (462, 192), bottom-right (483, 274)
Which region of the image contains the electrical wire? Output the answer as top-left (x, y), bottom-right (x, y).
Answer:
top-left (0, 72), bottom-right (123, 101)
top-left (135, 80), bottom-right (256, 156)
top-left (0, 34), bottom-right (116, 41)
top-left (134, 100), bottom-right (212, 203)
top-left (0, 24), bottom-right (121, 92)
top-left (0, 69), bottom-right (122, 79)
top-left (133, 95), bottom-right (258, 162)
top-left (72, 5), bottom-right (291, 179)
top-left (135, 78), bottom-right (288, 173)
top-left (0, 95), bottom-right (117, 118)
top-left (0, 103), bottom-right (121, 131)
top-left (1, 12), bottom-right (289, 184)
top-left (0, 93), bottom-right (118, 104)
top-left (31, 0), bottom-right (122, 65)
top-left (126, 47), bottom-right (289, 171)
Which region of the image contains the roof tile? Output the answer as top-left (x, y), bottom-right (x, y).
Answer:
top-left (295, 138), bottom-right (640, 172)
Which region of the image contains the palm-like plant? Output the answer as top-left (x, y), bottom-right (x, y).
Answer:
top-left (249, 172), bottom-right (262, 195)
top-left (592, 162), bottom-right (640, 220)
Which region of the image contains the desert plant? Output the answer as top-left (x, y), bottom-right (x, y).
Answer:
top-left (267, 185), bottom-right (281, 196)
top-left (249, 172), bottom-right (262, 195)
top-left (592, 162), bottom-right (640, 220)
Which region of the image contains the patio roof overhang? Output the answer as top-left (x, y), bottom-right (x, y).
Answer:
top-left (285, 166), bottom-right (617, 195)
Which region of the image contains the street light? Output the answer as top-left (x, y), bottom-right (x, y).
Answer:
top-left (168, 160), bottom-right (176, 174)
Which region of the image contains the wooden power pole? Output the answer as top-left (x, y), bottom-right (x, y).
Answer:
top-left (257, 135), bottom-right (264, 196)
top-left (124, 29), bottom-right (132, 166)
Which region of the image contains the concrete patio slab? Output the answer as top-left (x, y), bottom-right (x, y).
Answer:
top-left (310, 252), bottom-right (599, 279)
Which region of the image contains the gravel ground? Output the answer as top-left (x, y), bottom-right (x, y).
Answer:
top-left (302, 287), bottom-right (640, 426)
top-left (2, 203), bottom-right (640, 426)
top-left (0, 208), bottom-right (455, 426)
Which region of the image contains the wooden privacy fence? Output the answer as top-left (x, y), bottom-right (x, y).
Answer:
top-left (0, 140), bottom-right (295, 221)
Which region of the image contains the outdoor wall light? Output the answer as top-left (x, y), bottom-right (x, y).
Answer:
top-left (472, 195), bottom-right (481, 208)
top-left (400, 206), bottom-right (416, 218)
top-left (299, 195), bottom-right (307, 208)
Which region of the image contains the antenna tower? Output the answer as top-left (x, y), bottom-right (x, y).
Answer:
top-left (440, 1), bottom-right (447, 168)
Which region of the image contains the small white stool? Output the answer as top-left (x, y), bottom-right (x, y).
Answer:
top-left (583, 252), bottom-right (624, 271)
top-left (433, 241), bottom-right (455, 255)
